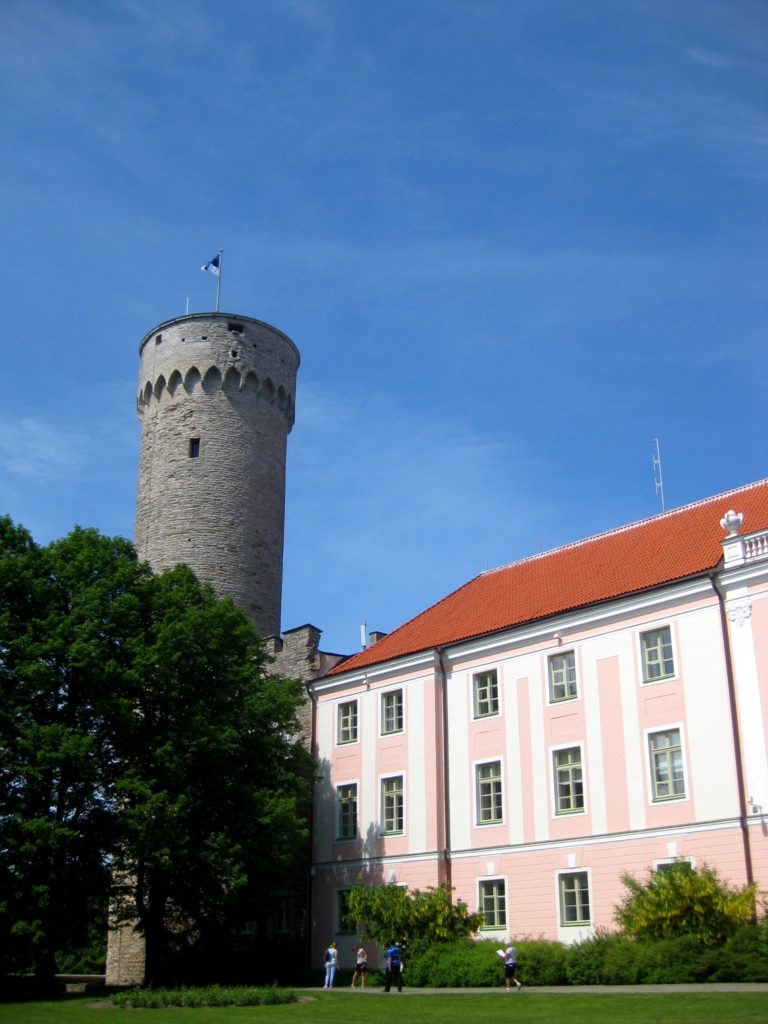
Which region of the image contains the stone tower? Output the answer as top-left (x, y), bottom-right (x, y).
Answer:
top-left (134, 312), bottom-right (299, 637)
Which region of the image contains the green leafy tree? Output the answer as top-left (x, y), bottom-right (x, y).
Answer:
top-left (110, 563), bottom-right (313, 982)
top-left (615, 861), bottom-right (757, 945)
top-left (0, 518), bottom-right (313, 984)
top-left (0, 520), bottom-right (150, 980)
top-left (345, 882), bottom-right (481, 956)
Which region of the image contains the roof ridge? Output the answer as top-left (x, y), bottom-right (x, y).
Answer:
top-left (483, 477), bottom-right (768, 577)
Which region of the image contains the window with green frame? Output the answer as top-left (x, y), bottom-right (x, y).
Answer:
top-left (337, 889), bottom-right (354, 932)
top-left (381, 690), bottom-right (403, 734)
top-left (649, 728), bottom-right (685, 800)
top-left (337, 783), bottom-right (358, 838)
top-left (478, 878), bottom-right (507, 928)
top-left (337, 700), bottom-right (358, 744)
top-left (554, 746), bottom-right (584, 814)
top-left (641, 626), bottom-right (675, 682)
top-left (381, 775), bottom-right (404, 834)
top-left (559, 871), bottom-right (590, 925)
top-left (473, 669), bottom-right (499, 718)
top-left (548, 650), bottom-right (577, 702)
top-left (476, 760), bottom-right (503, 824)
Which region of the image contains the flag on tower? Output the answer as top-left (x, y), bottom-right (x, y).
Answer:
top-left (201, 253), bottom-right (221, 277)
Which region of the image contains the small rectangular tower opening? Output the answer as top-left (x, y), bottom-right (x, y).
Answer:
top-left (189, 437), bottom-right (201, 458)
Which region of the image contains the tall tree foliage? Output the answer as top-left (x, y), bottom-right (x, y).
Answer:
top-left (0, 517), bottom-right (312, 982)
top-left (110, 563), bottom-right (313, 982)
top-left (0, 521), bottom-right (147, 979)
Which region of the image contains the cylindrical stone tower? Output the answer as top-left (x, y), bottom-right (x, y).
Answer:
top-left (135, 312), bottom-right (299, 638)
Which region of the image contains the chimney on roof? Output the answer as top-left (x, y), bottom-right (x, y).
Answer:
top-left (368, 630), bottom-right (388, 645)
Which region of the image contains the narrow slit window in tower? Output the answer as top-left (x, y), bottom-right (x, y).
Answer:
top-left (189, 437), bottom-right (201, 458)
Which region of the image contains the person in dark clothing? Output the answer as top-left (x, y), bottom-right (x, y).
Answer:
top-left (384, 941), bottom-right (403, 992)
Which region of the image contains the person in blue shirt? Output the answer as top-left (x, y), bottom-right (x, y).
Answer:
top-left (384, 941), bottom-right (403, 992)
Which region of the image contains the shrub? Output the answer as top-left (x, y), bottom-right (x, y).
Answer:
top-left (615, 861), bottom-right (757, 944)
top-left (514, 939), bottom-right (569, 985)
top-left (405, 939), bottom-right (494, 987)
top-left (345, 883), bottom-right (481, 954)
top-left (566, 933), bottom-right (640, 985)
top-left (111, 984), bottom-right (296, 1008)
top-left (564, 926), bottom-right (768, 985)
top-left (406, 938), bottom-right (568, 987)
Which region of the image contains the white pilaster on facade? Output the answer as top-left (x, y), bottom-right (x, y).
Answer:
top-left (720, 520), bottom-right (768, 814)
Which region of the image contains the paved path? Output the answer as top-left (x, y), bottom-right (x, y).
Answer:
top-left (300, 983), bottom-right (768, 995)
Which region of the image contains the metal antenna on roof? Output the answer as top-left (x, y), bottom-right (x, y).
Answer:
top-left (652, 438), bottom-right (666, 513)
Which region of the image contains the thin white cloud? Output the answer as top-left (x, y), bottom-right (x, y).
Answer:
top-left (0, 415), bottom-right (90, 482)
top-left (684, 46), bottom-right (736, 70)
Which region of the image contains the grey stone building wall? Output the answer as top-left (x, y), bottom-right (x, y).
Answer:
top-left (135, 312), bottom-right (299, 638)
top-left (266, 625), bottom-right (347, 741)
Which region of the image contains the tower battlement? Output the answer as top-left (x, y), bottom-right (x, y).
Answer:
top-left (138, 365), bottom-right (295, 427)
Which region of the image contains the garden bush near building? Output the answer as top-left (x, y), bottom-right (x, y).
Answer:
top-left (404, 929), bottom-right (768, 987)
top-left (405, 864), bottom-right (766, 987)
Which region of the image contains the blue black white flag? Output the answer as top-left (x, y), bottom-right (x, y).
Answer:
top-left (201, 253), bottom-right (221, 277)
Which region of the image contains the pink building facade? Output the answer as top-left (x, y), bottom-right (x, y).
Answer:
top-left (308, 481), bottom-right (768, 964)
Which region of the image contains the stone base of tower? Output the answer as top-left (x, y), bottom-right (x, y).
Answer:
top-left (105, 918), bottom-right (146, 987)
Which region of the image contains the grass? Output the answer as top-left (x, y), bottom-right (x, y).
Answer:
top-left (1, 991), bottom-right (768, 1024)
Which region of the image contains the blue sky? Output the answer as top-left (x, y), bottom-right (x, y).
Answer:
top-left (1, 0), bottom-right (766, 656)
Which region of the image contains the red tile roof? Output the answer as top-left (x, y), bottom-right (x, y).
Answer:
top-left (328, 479), bottom-right (768, 676)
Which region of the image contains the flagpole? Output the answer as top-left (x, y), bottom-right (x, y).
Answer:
top-left (216, 249), bottom-right (223, 312)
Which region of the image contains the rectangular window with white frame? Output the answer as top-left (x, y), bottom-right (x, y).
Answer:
top-left (553, 746), bottom-right (584, 814)
top-left (648, 728), bottom-right (686, 801)
top-left (337, 889), bottom-right (354, 933)
top-left (640, 626), bottom-right (675, 683)
top-left (337, 700), bottom-right (358, 744)
top-left (653, 857), bottom-right (694, 874)
top-left (381, 775), bottom-right (404, 834)
top-left (473, 669), bottom-right (499, 718)
top-left (475, 760), bottom-right (503, 825)
top-left (337, 782), bottom-right (358, 839)
top-left (478, 878), bottom-right (507, 928)
top-left (558, 871), bottom-right (591, 925)
top-left (381, 689), bottom-right (404, 735)
top-left (548, 650), bottom-right (577, 702)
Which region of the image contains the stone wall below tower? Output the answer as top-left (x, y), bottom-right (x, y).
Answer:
top-left (266, 624), bottom-right (347, 744)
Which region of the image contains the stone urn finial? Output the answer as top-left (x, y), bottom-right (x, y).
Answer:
top-left (720, 510), bottom-right (744, 537)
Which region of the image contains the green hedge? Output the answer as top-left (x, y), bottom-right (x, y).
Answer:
top-left (406, 939), bottom-right (568, 987)
top-left (111, 985), bottom-right (296, 1008)
top-left (404, 928), bottom-right (768, 987)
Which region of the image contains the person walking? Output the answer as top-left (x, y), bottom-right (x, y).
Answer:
top-left (384, 941), bottom-right (403, 992)
top-left (323, 941), bottom-right (338, 989)
top-left (502, 942), bottom-right (522, 992)
top-left (351, 944), bottom-right (368, 988)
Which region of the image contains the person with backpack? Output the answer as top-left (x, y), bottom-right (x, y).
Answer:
top-left (323, 941), bottom-right (338, 989)
top-left (384, 941), bottom-right (403, 992)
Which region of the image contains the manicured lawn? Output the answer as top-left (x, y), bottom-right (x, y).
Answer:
top-left (2, 992), bottom-right (768, 1024)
